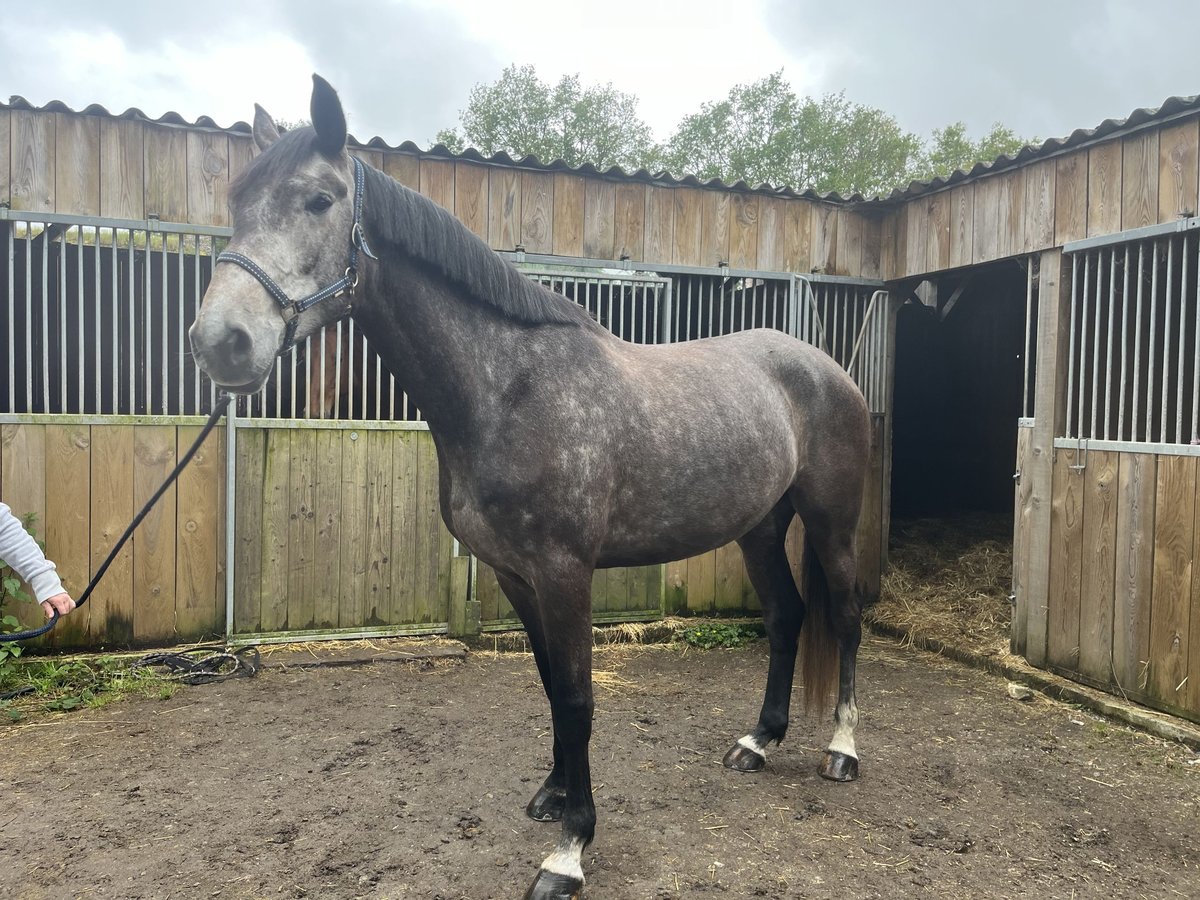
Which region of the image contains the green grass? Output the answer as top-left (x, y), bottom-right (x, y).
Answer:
top-left (676, 621), bottom-right (761, 650)
top-left (0, 655), bottom-right (177, 723)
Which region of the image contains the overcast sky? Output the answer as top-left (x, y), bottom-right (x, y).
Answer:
top-left (4, 0), bottom-right (1199, 155)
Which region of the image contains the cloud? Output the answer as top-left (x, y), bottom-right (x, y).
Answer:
top-left (767, 0), bottom-right (1200, 141)
top-left (1, 0), bottom-right (502, 144)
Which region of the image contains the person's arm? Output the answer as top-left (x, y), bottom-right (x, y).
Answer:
top-left (0, 502), bottom-right (75, 618)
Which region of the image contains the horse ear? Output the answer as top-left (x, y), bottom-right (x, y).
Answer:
top-left (310, 74), bottom-right (347, 158)
top-left (252, 104), bottom-right (281, 152)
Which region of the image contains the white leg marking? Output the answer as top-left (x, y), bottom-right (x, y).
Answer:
top-left (826, 700), bottom-right (859, 759)
top-left (737, 734), bottom-right (768, 758)
top-left (541, 837), bottom-right (585, 882)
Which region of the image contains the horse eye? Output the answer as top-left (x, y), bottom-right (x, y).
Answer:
top-left (306, 194), bottom-right (334, 214)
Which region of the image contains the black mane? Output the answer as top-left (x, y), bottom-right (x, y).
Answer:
top-left (360, 164), bottom-right (589, 327)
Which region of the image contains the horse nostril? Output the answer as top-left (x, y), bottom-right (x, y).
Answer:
top-left (221, 324), bottom-right (254, 368)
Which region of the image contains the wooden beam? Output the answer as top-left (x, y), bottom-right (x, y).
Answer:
top-left (938, 276), bottom-right (972, 321)
top-left (1024, 249), bottom-right (1070, 668)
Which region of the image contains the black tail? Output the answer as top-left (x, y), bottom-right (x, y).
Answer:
top-left (799, 539), bottom-right (838, 713)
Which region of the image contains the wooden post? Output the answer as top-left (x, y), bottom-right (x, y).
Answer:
top-left (1024, 248), bottom-right (1070, 667)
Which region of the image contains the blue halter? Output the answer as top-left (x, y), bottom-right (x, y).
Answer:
top-left (215, 155), bottom-right (376, 356)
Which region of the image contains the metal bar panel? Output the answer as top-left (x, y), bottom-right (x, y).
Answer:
top-left (6, 224), bottom-right (13, 412)
top-left (1131, 245), bottom-right (1145, 441)
top-left (225, 401), bottom-right (237, 639)
top-left (24, 229), bottom-right (32, 411)
top-left (618, 280), bottom-right (626, 340)
top-left (160, 235), bottom-right (169, 413)
top-left (686, 274), bottom-right (696, 340)
top-left (1118, 246), bottom-right (1130, 440)
top-left (40, 231), bottom-right (49, 412)
top-left (1175, 234), bottom-right (1188, 443)
top-left (1090, 250), bottom-right (1103, 439)
top-left (1103, 249), bottom-right (1116, 439)
top-left (1080, 252), bottom-right (1093, 439)
top-left (845, 290), bottom-right (881, 381)
top-left (303, 333), bottom-right (313, 419)
top-left (289, 344), bottom-right (298, 418)
top-left (1052, 436), bottom-right (1200, 458)
top-left (143, 237), bottom-right (152, 414)
top-left (177, 238), bottom-right (185, 415)
top-left (0, 206), bottom-right (234, 238)
top-left (375, 343), bottom-right (382, 418)
top-left (94, 231), bottom-right (102, 414)
top-left (358, 328), bottom-right (368, 420)
top-left (1062, 214), bottom-right (1200, 254)
top-left (59, 230), bottom-right (67, 412)
top-left (1161, 239), bottom-right (1174, 442)
top-left (194, 238), bottom-right (203, 414)
top-left (334, 320), bottom-right (344, 419)
top-left (112, 234), bottom-right (119, 414)
top-left (1065, 254), bottom-right (1078, 439)
top-left (1194, 235), bottom-right (1200, 444)
top-left (1147, 241), bottom-right (1159, 442)
top-left (76, 235), bottom-right (85, 412)
top-left (1023, 260), bottom-right (1035, 419)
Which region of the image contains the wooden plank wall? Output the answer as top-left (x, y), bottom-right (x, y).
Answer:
top-left (10, 105), bottom-right (1200, 282)
top-left (232, 426), bottom-right (452, 635)
top-left (889, 118), bottom-right (1200, 279)
top-left (0, 421), bottom-right (224, 648)
top-left (1041, 448), bottom-right (1200, 723)
top-left (1010, 424), bottom-right (1035, 655)
top-left (475, 561), bottom-right (664, 628)
top-left (5, 106), bottom-right (880, 278)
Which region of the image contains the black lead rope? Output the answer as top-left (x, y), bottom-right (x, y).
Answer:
top-left (0, 392), bottom-right (232, 644)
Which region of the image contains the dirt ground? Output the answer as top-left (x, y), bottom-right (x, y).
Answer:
top-left (2, 636), bottom-right (1198, 900)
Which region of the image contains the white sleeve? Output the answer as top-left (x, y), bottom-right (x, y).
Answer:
top-left (0, 501), bottom-right (65, 602)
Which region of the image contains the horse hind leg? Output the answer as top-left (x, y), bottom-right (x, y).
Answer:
top-left (722, 499), bottom-right (803, 773)
top-left (804, 528), bottom-right (864, 783)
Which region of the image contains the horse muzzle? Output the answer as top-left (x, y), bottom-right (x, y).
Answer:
top-left (188, 316), bottom-right (276, 394)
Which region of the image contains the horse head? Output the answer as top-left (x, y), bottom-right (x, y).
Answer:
top-left (189, 75), bottom-right (359, 393)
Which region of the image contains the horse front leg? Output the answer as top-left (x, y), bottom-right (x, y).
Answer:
top-left (494, 570), bottom-right (567, 822)
top-left (523, 565), bottom-right (596, 900)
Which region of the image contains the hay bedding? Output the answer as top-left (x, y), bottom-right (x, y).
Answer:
top-left (866, 513), bottom-right (1014, 660)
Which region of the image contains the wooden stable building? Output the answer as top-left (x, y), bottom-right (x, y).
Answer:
top-left (1, 92), bottom-right (1199, 726)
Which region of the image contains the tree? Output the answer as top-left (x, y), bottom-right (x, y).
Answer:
top-left (435, 65), bottom-right (659, 171)
top-left (661, 73), bottom-right (923, 197)
top-left (918, 121), bottom-right (1033, 182)
top-left (435, 66), bottom-right (1034, 198)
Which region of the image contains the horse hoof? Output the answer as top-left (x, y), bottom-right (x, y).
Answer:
top-left (522, 869), bottom-right (584, 900)
top-left (526, 785), bottom-right (567, 822)
top-left (722, 743), bottom-right (766, 772)
top-left (819, 750), bottom-right (859, 782)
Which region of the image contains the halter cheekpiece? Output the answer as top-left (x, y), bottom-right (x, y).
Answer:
top-left (216, 156), bottom-right (376, 355)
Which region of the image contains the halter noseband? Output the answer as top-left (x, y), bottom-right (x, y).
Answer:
top-left (215, 156), bottom-right (376, 356)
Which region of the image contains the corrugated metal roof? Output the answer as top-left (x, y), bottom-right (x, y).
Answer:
top-left (877, 93), bottom-right (1200, 205)
top-left (6, 92), bottom-right (1200, 206)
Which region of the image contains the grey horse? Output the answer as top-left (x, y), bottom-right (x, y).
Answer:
top-left (189, 76), bottom-right (871, 900)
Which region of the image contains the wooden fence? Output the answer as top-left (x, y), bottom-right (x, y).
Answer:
top-left (0, 419), bottom-right (224, 648)
top-left (1013, 438), bottom-right (1200, 723)
top-left (1, 410), bottom-right (888, 647)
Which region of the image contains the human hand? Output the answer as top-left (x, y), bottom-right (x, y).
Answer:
top-left (41, 592), bottom-right (76, 619)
